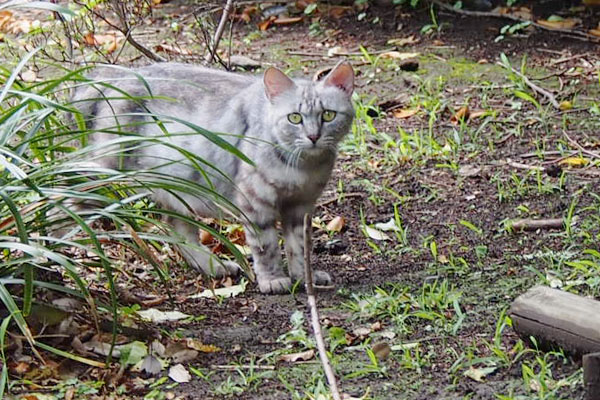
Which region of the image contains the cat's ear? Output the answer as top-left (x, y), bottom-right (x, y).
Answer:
top-left (322, 62), bottom-right (354, 97)
top-left (264, 67), bottom-right (296, 102)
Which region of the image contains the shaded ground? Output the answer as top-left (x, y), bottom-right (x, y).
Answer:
top-left (3, 1), bottom-right (600, 399)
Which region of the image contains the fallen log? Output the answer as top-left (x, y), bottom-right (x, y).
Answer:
top-left (509, 286), bottom-right (600, 357)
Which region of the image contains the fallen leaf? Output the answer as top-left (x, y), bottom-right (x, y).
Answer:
top-left (239, 6), bottom-right (258, 22)
top-left (258, 16), bottom-right (276, 31)
top-left (392, 108), bottom-right (419, 119)
top-left (21, 69), bottom-right (36, 83)
top-left (379, 51), bottom-right (419, 60)
top-left (155, 43), bottom-right (192, 56)
top-left (374, 218), bottom-right (400, 232)
top-left (0, 11), bottom-right (13, 32)
top-left (536, 17), bottom-right (579, 30)
top-left (558, 157), bottom-right (589, 167)
top-left (326, 216), bottom-right (345, 232)
top-left (464, 366), bottom-right (497, 382)
top-left (200, 230), bottom-right (213, 245)
top-left (364, 226), bottom-right (390, 241)
top-left (387, 35), bottom-right (419, 46)
top-left (327, 46), bottom-right (347, 57)
top-left (273, 16), bottom-right (303, 25)
top-left (140, 354), bottom-right (162, 375)
top-left (190, 282), bottom-right (246, 299)
top-left (169, 364), bottom-right (191, 383)
top-left (450, 106), bottom-right (470, 125)
top-left (372, 342), bottom-right (391, 360)
top-left (469, 110), bottom-right (488, 119)
top-left (185, 338), bottom-right (221, 353)
top-left (458, 165), bottom-right (482, 178)
top-left (136, 308), bottom-right (191, 323)
top-left (120, 341), bottom-right (148, 366)
top-left (171, 349), bottom-right (199, 363)
top-left (559, 100), bottom-right (572, 110)
top-left (278, 349), bottom-right (315, 363)
top-left (494, 6), bottom-right (532, 20)
top-left (328, 6), bottom-right (352, 19)
top-left (589, 28), bottom-right (600, 37)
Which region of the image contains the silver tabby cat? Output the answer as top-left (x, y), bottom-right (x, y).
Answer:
top-left (73, 62), bottom-right (354, 294)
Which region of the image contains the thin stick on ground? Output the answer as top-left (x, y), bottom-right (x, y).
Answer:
top-left (206, 0), bottom-right (235, 63)
top-left (496, 63), bottom-right (561, 109)
top-left (303, 213), bottom-right (342, 400)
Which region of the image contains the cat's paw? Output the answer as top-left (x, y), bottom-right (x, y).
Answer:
top-left (313, 270), bottom-right (333, 287)
top-left (258, 277), bottom-right (292, 294)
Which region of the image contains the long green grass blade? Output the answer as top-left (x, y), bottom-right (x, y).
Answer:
top-left (35, 341), bottom-right (105, 368)
top-left (0, 315), bottom-right (11, 399)
top-left (0, 191), bottom-right (33, 317)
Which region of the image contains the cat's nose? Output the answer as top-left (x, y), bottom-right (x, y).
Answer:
top-left (307, 134), bottom-right (320, 144)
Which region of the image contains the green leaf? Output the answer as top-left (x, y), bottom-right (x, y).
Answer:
top-left (119, 341), bottom-right (148, 366)
top-left (304, 3), bottom-right (318, 14)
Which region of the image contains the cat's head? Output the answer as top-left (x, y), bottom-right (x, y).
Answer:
top-left (263, 62), bottom-right (354, 158)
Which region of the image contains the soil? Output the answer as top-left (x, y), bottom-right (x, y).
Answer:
top-left (5, 1), bottom-right (600, 399)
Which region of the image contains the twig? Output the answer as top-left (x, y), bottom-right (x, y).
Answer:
top-left (303, 213), bottom-right (341, 400)
top-left (506, 159), bottom-right (545, 171)
top-left (563, 131), bottom-right (600, 160)
top-left (105, 1), bottom-right (166, 62)
top-left (497, 62), bottom-right (561, 109)
top-left (210, 364), bottom-right (275, 370)
top-left (509, 218), bottom-right (565, 231)
top-left (206, 0), bottom-right (235, 63)
top-left (317, 192), bottom-right (364, 208)
top-left (430, 0), bottom-right (600, 43)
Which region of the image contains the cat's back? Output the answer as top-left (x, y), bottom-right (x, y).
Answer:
top-left (133, 63), bottom-right (257, 100)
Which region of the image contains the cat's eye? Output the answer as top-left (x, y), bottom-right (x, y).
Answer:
top-left (287, 113), bottom-right (303, 124)
top-left (322, 110), bottom-right (336, 122)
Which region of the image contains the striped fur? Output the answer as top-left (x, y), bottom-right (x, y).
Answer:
top-left (72, 62), bottom-right (354, 294)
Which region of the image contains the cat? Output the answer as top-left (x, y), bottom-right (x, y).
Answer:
top-left (71, 62), bottom-right (354, 294)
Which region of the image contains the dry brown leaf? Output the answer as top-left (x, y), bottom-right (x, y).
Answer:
top-left (185, 338), bottom-right (221, 353)
top-left (372, 342), bottom-right (391, 360)
top-left (0, 10), bottom-right (13, 31)
top-left (239, 6), bottom-right (258, 23)
top-left (387, 35), bottom-right (419, 47)
top-left (326, 216), bottom-right (345, 232)
top-left (494, 6), bottom-right (532, 20)
top-left (589, 28), bottom-right (600, 37)
top-left (379, 51), bottom-right (419, 60)
top-left (450, 106), bottom-right (470, 125)
top-left (469, 110), bottom-right (488, 119)
top-left (392, 108), bottom-right (419, 119)
top-left (200, 230), bottom-right (213, 245)
top-left (328, 6), bottom-right (352, 19)
top-left (155, 43), bottom-right (192, 56)
top-left (295, 0), bottom-right (317, 12)
top-left (258, 16), bottom-right (276, 31)
top-left (536, 18), bottom-right (579, 30)
top-left (278, 349), bottom-right (315, 363)
top-left (273, 16), bottom-right (303, 25)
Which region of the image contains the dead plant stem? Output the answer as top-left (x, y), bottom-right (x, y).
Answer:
top-left (303, 213), bottom-right (341, 400)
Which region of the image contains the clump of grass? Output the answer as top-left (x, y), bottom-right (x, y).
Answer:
top-left (0, 53), bottom-right (249, 393)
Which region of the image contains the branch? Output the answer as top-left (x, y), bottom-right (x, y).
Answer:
top-left (206, 0), bottom-right (235, 63)
top-left (509, 218), bottom-right (564, 231)
top-left (303, 213), bottom-right (342, 400)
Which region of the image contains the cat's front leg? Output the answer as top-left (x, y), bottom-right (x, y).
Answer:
top-left (283, 211), bottom-right (333, 288)
top-left (244, 218), bottom-right (291, 294)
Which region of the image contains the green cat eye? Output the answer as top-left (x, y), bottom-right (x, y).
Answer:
top-left (322, 110), bottom-right (336, 122)
top-left (287, 113), bottom-right (303, 124)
